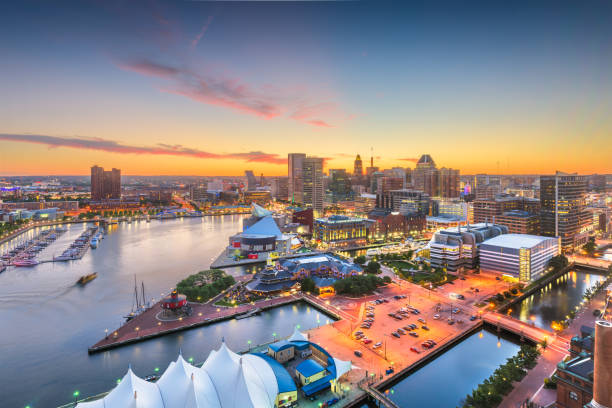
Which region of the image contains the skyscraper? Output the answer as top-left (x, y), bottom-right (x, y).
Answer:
top-left (540, 171), bottom-right (588, 252)
top-left (353, 154), bottom-right (363, 177)
top-left (302, 157), bottom-right (324, 212)
top-left (245, 170), bottom-right (257, 191)
top-left (288, 153), bottom-right (306, 204)
top-left (412, 154), bottom-right (459, 198)
top-left (91, 165), bottom-right (121, 200)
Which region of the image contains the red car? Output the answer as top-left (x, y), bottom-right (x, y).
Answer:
top-left (363, 339), bottom-right (373, 344)
top-left (410, 346), bottom-right (420, 353)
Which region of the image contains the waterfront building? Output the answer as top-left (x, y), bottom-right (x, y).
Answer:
top-left (91, 165), bottom-right (121, 200)
top-left (245, 262), bottom-right (300, 294)
top-left (243, 190), bottom-right (272, 205)
top-left (288, 153), bottom-right (306, 204)
top-left (429, 223), bottom-right (508, 272)
top-left (302, 157), bottom-right (324, 212)
top-left (76, 337), bottom-right (352, 408)
top-left (228, 214), bottom-right (299, 260)
top-left (479, 234), bottom-right (559, 282)
top-left (540, 172), bottom-right (589, 252)
top-left (556, 352), bottom-right (594, 408)
top-left (313, 215), bottom-right (371, 248)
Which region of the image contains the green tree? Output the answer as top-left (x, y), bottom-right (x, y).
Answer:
top-left (365, 261), bottom-right (381, 274)
top-left (582, 237), bottom-right (596, 256)
top-left (354, 255), bottom-right (366, 265)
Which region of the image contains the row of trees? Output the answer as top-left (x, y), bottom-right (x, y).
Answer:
top-left (0, 218), bottom-right (28, 235)
top-left (176, 269), bottom-right (236, 302)
top-left (332, 274), bottom-right (391, 296)
top-left (461, 344), bottom-right (540, 408)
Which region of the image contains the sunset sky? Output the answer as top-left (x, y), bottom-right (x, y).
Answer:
top-left (1, 0), bottom-right (611, 176)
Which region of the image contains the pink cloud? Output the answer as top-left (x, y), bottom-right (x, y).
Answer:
top-left (398, 157), bottom-right (419, 163)
top-left (191, 16), bottom-right (214, 48)
top-left (117, 60), bottom-right (179, 78)
top-left (116, 58), bottom-right (338, 127)
top-left (0, 134), bottom-right (287, 165)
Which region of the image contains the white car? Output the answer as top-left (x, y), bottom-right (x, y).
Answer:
top-left (433, 314), bottom-right (440, 320)
top-left (373, 342), bottom-right (382, 349)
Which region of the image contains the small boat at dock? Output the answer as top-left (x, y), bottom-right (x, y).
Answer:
top-left (77, 273), bottom-right (98, 285)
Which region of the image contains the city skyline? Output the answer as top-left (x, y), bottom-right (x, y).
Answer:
top-left (1, 1), bottom-right (612, 176)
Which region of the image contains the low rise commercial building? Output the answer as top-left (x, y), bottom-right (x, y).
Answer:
top-left (479, 234), bottom-right (559, 282)
top-left (429, 223), bottom-right (508, 272)
top-left (313, 215), bottom-right (371, 248)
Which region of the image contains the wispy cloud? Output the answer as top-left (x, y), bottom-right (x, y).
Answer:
top-left (191, 16), bottom-right (214, 48)
top-left (117, 58), bottom-right (338, 126)
top-left (0, 134), bottom-right (287, 165)
top-left (398, 157), bottom-right (419, 163)
top-left (116, 60), bottom-right (179, 78)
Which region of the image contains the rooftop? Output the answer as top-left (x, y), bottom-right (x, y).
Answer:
top-left (482, 233), bottom-right (555, 249)
top-left (295, 359), bottom-right (325, 378)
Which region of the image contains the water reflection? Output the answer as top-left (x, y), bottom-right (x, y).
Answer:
top-left (382, 328), bottom-right (521, 407)
top-left (510, 269), bottom-right (604, 330)
top-left (0, 216), bottom-right (335, 408)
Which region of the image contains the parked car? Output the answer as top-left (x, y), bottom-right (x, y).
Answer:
top-left (373, 342), bottom-right (382, 349)
top-left (391, 332), bottom-right (400, 338)
top-left (409, 331), bottom-right (419, 338)
top-left (363, 339), bottom-right (372, 344)
top-left (421, 325), bottom-right (430, 330)
top-left (433, 314), bottom-right (440, 320)
top-left (469, 315), bottom-right (477, 321)
top-left (410, 346), bottom-right (420, 353)
top-left (327, 397), bottom-right (339, 406)
top-left (418, 318), bottom-right (426, 324)
top-left (354, 350), bottom-right (363, 357)
top-left (397, 328), bottom-right (406, 335)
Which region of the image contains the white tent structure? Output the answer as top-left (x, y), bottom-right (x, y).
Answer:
top-left (287, 326), bottom-right (308, 342)
top-left (76, 342), bottom-right (279, 408)
top-left (332, 358), bottom-right (352, 380)
top-left (76, 339), bottom-right (354, 408)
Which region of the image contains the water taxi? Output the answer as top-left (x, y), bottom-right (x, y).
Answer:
top-left (77, 273), bottom-right (97, 285)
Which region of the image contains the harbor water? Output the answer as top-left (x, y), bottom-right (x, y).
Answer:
top-left (509, 269), bottom-right (605, 330)
top-left (0, 216), bottom-right (332, 408)
top-left (382, 327), bottom-right (522, 407)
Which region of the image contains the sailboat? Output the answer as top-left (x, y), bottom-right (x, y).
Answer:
top-left (124, 276), bottom-right (149, 321)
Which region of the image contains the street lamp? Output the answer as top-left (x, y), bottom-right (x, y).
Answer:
top-left (73, 390), bottom-right (80, 405)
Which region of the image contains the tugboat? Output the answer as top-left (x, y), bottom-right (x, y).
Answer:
top-left (77, 273), bottom-right (97, 285)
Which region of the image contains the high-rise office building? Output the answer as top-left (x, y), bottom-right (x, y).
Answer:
top-left (245, 170), bottom-right (257, 191)
top-left (439, 168), bottom-right (460, 198)
top-left (90, 165), bottom-right (121, 200)
top-left (540, 172), bottom-right (588, 252)
top-left (328, 169), bottom-right (352, 202)
top-left (270, 177), bottom-right (288, 200)
top-left (412, 154), bottom-right (460, 198)
top-left (302, 157), bottom-right (324, 212)
top-left (288, 153), bottom-right (306, 204)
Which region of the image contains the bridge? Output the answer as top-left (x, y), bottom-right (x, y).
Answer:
top-left (482, 313), bottom-right (569, 353)
top-left (360, 382), bottom-right (401, 408)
